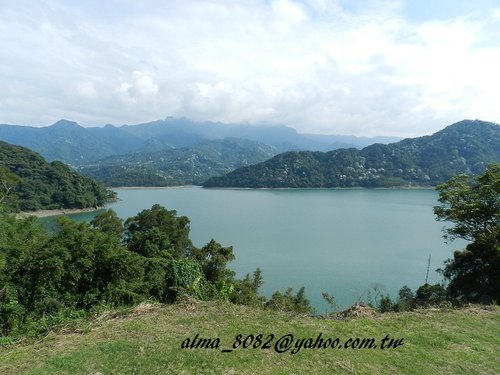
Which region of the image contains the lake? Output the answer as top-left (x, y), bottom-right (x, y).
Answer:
top-left (66, 187), bottom-right (466, 313)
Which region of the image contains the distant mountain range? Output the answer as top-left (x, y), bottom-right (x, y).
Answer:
top-left (0, 118), bottom-right (401, 166)
top-left (3, 118), bottom-right (496, 190)
top-left (203, 120), bottom-right (500, 188)
top-left (0, 141), bottom-right (108, 211)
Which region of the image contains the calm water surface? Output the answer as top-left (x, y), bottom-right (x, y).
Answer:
top-left (67, 187), bottom-right (466, 312)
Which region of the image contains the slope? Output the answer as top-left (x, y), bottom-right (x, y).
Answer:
top-left (204, 120), bottom-right (500, 188)
top-left (78, 138), bottom-right (279, 186)
top-left (0, 120), bottom-right (143, 165)
top-left (0, 141), bottom-right (108, 211)
top-left (0, 302), bottom-right (498, 374)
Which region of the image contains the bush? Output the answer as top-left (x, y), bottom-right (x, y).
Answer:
top-left (165, 259), bottom-right (204, 301)
top-left (230, 268), bottom-right (265, 307)
top-left (394, 285), bottom-right (414, 312)
top-left (379, 295), bottom-right (395, 313)
top-left (414, 284), bottom-right (448, 307)
top-left (265, 287), bottom-right (313, 314)
top-left (0, 292), bottom-right (26, 336)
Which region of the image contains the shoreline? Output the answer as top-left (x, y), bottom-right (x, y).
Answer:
top-left (111, 184), bottom-right (435, 190)
top-left (111, 185), bottom-right (199, 190)
top-left (202, 185), bottom-right (436, 191)
top-left (16, 206), bottom-right (104, 219)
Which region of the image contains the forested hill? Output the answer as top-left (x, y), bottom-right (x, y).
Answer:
top-left (0, 118), bottom-right (400, 166)
top-left (78, 137), bottom-right (279, 186)
top-left (0, 141), bottom-right (108, 211)
top-left (203, 120), bottom-right (500, 188)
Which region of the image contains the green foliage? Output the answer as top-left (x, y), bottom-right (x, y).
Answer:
top-left (0, 210), bottom-right (145, 336)
top-left (142, 257), bottom-right (168, 301)
top-left (190, 239), bottom-right (235, 283)
top-left (441, 240), bottom-right (499, 303)
top-left (0, 141), bottom-right (108, 211)
top-left (79, 138), bottom-right (278, 186)
top-left (90, 209), bottom-right (124, 240)
top-left (394, 285), bottom-right (415, 312)
top-left (379, 295), bottom-right (395, 313)
top-left (125, 204), bottom-right (193, 259)
top-left (165, 259), bottom-right (204, 300)
top-left (0, 286), bottom-right (26, 336)
top-left (0, 202), bottom-right (316, 339)
top-left (0, 119), bottom-right (142, 166)
top-left (1, 203), bottom-right (254, 337)
top-left (209, 280), bottom-right (235, 301)
top-left (78, 165), bottom-right (179, 187)
top-left (5, 217), bottom-right (144, 311)
top-left (204, 120), bottom-right (500, 188)
top-left (0, 167), bottom-right (20, 212)
top-left (414, 284), bottom-right (448, 307)
top-left (230, 268), bottom-right (265, 307)
top-left (374, 286), bottom-right (418, 314)
top-left (434, 163), bottom-right (500, 303)
top-left (265, 287), bottom-right (313, 314)
top-left (434, 163), bottom-right (499, 243)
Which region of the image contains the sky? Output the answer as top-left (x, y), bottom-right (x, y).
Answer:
top-left (1, 0), bottom-right (500, 137)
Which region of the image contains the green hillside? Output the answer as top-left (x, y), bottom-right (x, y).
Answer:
top-left (79, 138), bottom-right (279, 186)
top-left (0, 302), bottom-right (498, 374)
top-left (204, 120), bottom-right (500, 188)
top-left (0, 141), bottom-right (108, 211)
top-left (0, 120), bottom-right (143, 165)
top-left (0, 118), bottom-right (401, 167)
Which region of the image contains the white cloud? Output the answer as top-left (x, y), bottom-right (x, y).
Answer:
top-left (76, 82), bottom-right (98, 99)
top-left (492, 7), bottom-right (500, 21)
top-left (0, 0), bottom-right (499, 135)
top-left (271, 0), bottom-right (308, 32)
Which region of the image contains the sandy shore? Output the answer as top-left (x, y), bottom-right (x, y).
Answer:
top-left (15, 207), bottom-right (103, 219)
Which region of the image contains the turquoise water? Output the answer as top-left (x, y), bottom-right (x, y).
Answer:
top-left (64, 187), bottom-right (467, 313)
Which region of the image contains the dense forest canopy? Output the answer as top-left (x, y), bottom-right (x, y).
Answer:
top-left (204, 120), bottom-right (500, 188)
top-left (0, 141), bottom-right (108, 211)
top-left (78, 138), bottom-right (279, 186)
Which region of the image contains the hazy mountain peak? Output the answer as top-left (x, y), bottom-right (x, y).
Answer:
top-left (50, 119), bottom-right (81, 129)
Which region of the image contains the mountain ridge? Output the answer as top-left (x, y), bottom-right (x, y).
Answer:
top-left (203, 119), bottom-right (500, 188)
top-left (78, 137), bottom-right (279, 186)
top-left (0, 117), bottom-right (401, 165)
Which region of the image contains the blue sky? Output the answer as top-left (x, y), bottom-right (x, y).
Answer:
top-left (1, 0), bottom-right (500, 136)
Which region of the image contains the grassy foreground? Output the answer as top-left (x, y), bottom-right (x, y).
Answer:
top-left (0, 301), bottom-right (498, 374)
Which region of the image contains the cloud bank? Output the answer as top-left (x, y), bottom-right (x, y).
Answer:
top-left (1, 0), bottom-right (499, 136)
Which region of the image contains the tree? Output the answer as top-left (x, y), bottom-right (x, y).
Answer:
top-left (191, 239), bottom-right (235, 283)
top-left (39, 217), bottom-right (144, 309)
top-left (395, 285), bottom-right (414, 311)
top-left (124, 204), bottom-right (193, 259)
top-left (90, 209), bottom-right (124, 240)
top-left (265, 287), bottom-right (313, 314)
top-left (379, 295), bottom-right (395, 313)
top-left (414, 284), bottom-right (448, 307)
top-left (434, 163), bottom-right (499, 243)
top-left (0, 167), bottom-right (20, 212)
top-left (434, 163), bottom-right (499, 303)
top-left (230, 268), bottom-right (265, 306)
